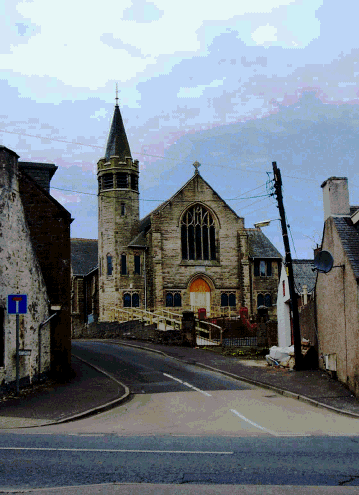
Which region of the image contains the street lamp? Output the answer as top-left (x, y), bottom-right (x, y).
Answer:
top-left (254, 219), bottom-right (280, 228)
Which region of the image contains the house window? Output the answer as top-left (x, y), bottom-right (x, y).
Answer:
top-left (116, 172), bottom-right (128, 188)
top-left (181, 204), bottom-right (216, 261)
top-left (254, 260), bottom-right (272, 277)
top-left (107, 255), bottom-right (113, 276)
top-left (282, 280), bottom-right (285, 296)
top-left (121, 203), bottom-right (126, 216)
top-left (166, 292), bottom-right (182, 307)
top-left (221, 292), bottom-right (236, 307)
top-left (121, 254), bottom-right (127, 275)
top-left (123, 292), bottom-right (140, 308)
top-left (102, 173), bottom-right (114, 190)
top-left (134, 255), bottom-right (141, 275)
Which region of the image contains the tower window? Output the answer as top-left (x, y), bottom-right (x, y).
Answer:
top-left (116, 173), bottom-right (128, 188)
top-left (102, 173), bottom-right (114, 190)
top-left (181, 205), bottom-right (216, 261)
top-left (106, 255), bottom-right (113, 276)
top-left (131, 174), bottom-right (138, 191)
top-left (121, 203), bottom-right (126, 216)
top-left (134, 255), bottom-right (141, 275)
top-left (121, 254), bottom-right (127, 275)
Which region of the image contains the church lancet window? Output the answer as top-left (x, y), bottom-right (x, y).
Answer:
top-left (181, 205), bottom-right (216, 261)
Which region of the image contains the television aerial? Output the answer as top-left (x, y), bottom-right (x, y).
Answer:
top-left (313, 250), bottom-right (334, 273)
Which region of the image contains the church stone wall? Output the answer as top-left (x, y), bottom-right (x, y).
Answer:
top-left (147, 174), bottom-right (247, 314)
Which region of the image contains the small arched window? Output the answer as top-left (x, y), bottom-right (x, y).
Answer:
top-left (221, 293), bottom-right (228, 307)
top-left (166, 292), bottom-right (182, 308)
top-left (123, 293), bottom-right (131, 307)
top-left (132, 293), bottom-right (140, 307)
top-left (181, 205), bottom-right (216, 260)
top-left (257, 294), bottom-right (264, 307)
top-left (264, 293), bottom-right (272, 307)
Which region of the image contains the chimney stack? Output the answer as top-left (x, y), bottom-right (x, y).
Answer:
top-left (321, 177), bottom-right (350, 221)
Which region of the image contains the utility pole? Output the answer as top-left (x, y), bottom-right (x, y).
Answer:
top-left (272, 162), bottom-right (302, 370)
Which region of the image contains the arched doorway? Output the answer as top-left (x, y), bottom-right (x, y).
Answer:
top-left (189, 278), bottom-right (211, 316)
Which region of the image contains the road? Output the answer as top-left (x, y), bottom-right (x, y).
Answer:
top-left (1, 340), bottom-right (359, 493)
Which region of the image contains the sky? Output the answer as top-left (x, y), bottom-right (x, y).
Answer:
top-left (1, 0), bottom-right (359, 259)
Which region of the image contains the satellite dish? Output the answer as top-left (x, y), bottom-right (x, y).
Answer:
top-left (314, 250), bottom-right (334, 273)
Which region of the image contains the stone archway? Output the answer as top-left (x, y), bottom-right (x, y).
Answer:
top-left (189, 278), bottom-right (211, 316)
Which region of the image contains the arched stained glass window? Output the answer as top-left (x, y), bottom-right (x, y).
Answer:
top-left (181, 205), bottom-right (216, 260)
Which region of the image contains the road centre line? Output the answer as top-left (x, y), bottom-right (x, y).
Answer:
top-left (163, 373), bottom-right (212, 396)
top-left (230, 409), bottom-right (278, 436)
top-left (0, 447), bottom-right (233, 454)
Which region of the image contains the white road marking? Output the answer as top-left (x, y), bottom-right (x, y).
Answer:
top-left (230, 409), bottom-right (279, 436)
top-left (163, 373), bottom-right (212, 396)
top-left (0, 447), bottom-right (233, 454)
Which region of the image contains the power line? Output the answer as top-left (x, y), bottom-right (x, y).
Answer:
top-left (51, 186), bottom-right (271, 203)
top-left (0, 127), bottom-right (337, 183)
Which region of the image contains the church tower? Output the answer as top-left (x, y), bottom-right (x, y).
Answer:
top-left (97, 95), bottom-right (140, 321)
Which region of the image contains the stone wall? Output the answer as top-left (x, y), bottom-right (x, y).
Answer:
top-left (0, 147), bottom-right (50, 390)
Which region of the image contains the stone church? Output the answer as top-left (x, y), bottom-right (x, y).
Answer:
top-left (71, 101), bottom-right (282, 331)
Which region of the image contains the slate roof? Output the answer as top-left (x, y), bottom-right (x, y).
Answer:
top-left (333, 216), bottom-right (359, 280)
top-left (105, 104), bottom-right (132, 161)
top-left (71, 239), bottom-right (98, 276)
top-left (247, 229), bottom-right (282, 259)
top-left (292, 259), bottom-right (316, 294)
top-left (128, 231), bottom-right (147, 248)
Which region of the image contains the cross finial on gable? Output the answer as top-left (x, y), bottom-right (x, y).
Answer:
top-left (115, 83), bottom-right (119, 106)
top-left (193, 161), bottom-right (201, 175)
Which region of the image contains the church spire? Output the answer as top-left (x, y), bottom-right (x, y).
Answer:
top-left (105, 88), bottom-right (132, 161)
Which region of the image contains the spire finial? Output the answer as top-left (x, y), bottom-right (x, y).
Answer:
top-left (115, 83), bottom-right (119, 106)
top-left (193, 161), bottom-right (201, 175)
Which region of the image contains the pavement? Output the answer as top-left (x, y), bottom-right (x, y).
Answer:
top-left (1, 338), bottom-right (359, 429)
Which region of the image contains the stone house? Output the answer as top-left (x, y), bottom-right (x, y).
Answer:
top-left (316, 177), bottom-right (359, 395)
top-left (71, 102), bottom-right (282, 328)
top-left (71, 239), bottom-right (98, 337)
top-left (0, 144), bottom-right (72, 390)
top-left (277, 259), bottom-right (316, 347)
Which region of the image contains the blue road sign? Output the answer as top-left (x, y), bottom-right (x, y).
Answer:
top-left (7, 295), bottom-right (27, 314)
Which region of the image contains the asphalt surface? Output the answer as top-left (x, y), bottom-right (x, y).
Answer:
top-left (1, 338), bottom-right (359, 428)
top-left (1, 433), bottom-right (359, 488)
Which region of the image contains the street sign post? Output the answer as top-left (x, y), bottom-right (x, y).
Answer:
top-left (7, 295), bottom-right (28, 395)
